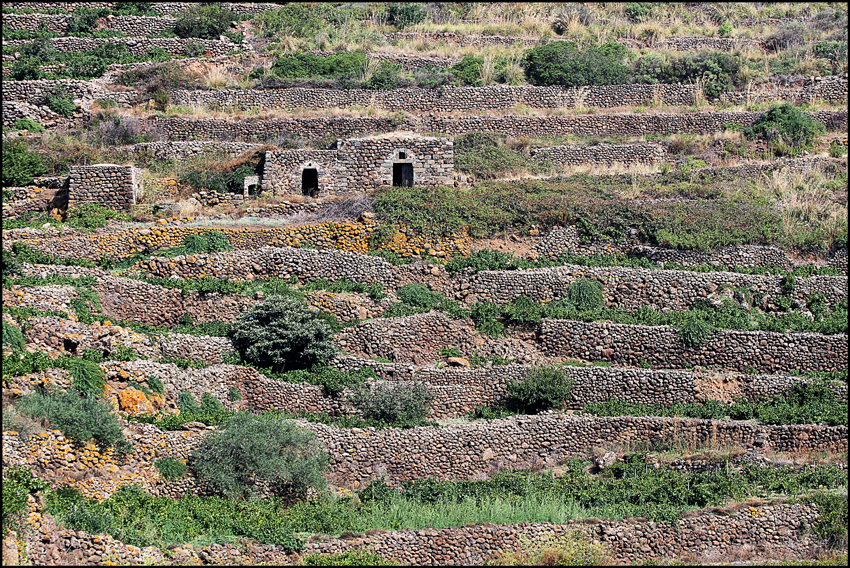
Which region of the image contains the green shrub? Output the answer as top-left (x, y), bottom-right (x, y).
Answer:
top-left (229, 296), bottom-right (336, 373)
top-left (177, 390), bottom-right (199, 414)
top-left (281, 365), bottom-right (375, 397)
top-left (302, 550), bottom-right (394, 566)
top-left (624, 2), bottom-right (653, 22)
top-left (717, 21), bottom-right (733, 38)
top-left (2, 138), bottom-right (46, 187)
top-left (227, 386), bottom-right (242, 402)
top-left (272, 51), bottom-right (366, 79)
top-left (2, 320), bottom-right (26, 351)
top-left (679, 318), bottom-right (714, 348)
top-left (450, 56), bottom-right (484, 87)
top-left (522, 41), bottom-right (629, 87)
top-left (2, 467), bottom-right (50, 534)
top-left (172, 4), bottom-right (236, 39)
top-left (631, 51), bottom-right (739, 99)
top-left (64, 203), bottom-right (131, 230)
top-left (363, 61), bottom-right (404, 90)
top-left (385, 3), bottom-right (426, 29)
top-left (347, 381), bottom-right (433, 428)
top-left (17, 388), bottom-right (126, 449)
top-left (13, 118), bottom-right (45, 133)
top-left (568, 279), bottom-right (604, 311)
top-left (743, 103), bottom-right (826, 156)
top-left (506, 367), bottom-right (574, 414)
top-left (154, 457), bottom-right (187, 481)
top-left (191, 411), bottom-right (328, 500)
top-left (445, 249), bottom-right (514, 274)
top-left (65, 7), bottom-right (109, 35)
top-left (46, 88), bottom-right (76, 117)
top-left (147, 376), bottom-right (164, 395)
top-left (503, 296), bottom-right (543, 325)
top-left (67, 358), bottom-right (106, 397)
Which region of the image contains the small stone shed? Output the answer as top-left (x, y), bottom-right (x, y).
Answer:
top-left (261, 134), bottom-right (454, 197)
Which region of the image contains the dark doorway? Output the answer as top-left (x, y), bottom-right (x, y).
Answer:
top-left (301, 168), bottom-right (319, 197)
top-left (393, 163), bottom-right (413, 187)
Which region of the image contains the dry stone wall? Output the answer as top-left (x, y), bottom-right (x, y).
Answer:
top-left (2, 12), bottom-right (178, 36)
top-left (2, 36), bottom-right (238, 58)
top-left (139, 110), bottom-right (847, 141)
top-left (531, 142), bottom-right (665, 166)
top-left (68, 164), bottom-right (139, 210)
top-left (539, 320), bottom-right (847, 374)
top-left (463, 264), bottom-right (847, 312)
top-left (4, 2), bottom-right (282, 15)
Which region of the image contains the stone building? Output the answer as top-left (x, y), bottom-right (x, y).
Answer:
top-left (261, 134), bottom-right (454, 197)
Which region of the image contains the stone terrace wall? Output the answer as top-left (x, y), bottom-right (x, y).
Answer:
top-left (463, 264), bottom-right (848, 312)
top-left (4, 2), bottom-right (281, 15)
top-left (15, 500), bottom-right (828, 566)
top-left (540, 320), bottom-right (847, 374)
top-left (1, 78), bottom-right (93, 106)
top-left (657, 36), bottom-right (764, 51)
top-left (1, 100), bottom-right (65, 128)
top-left (535, 225), bottom-right (847, 274)
top-left (123, 140), bottom-right (266, 161)
top-left (68, 164), bottom-right (139, 210)
top-left (139, 110), bottom-right (847, 141)
top-left (531, 143), bottom-right (665, 166)
top-left (2, 36), bottom-right (238, 58)
top-left (2, 12), bottom-right (178, 36)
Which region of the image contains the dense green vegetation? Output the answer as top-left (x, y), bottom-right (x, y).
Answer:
top-left (41, 461), bottom-right (848, 550)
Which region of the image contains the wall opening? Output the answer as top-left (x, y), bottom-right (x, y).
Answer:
top-left (301, 168), bottom-right (319, 197)
top-left (393, 163), bottom-right (413, 187)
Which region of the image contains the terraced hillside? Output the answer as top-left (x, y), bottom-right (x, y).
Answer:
top-left (2, 2), bottom-right (848, 566)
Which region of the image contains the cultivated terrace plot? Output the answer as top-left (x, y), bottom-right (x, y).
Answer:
top-left (3, 2), bottom-right (849, 566)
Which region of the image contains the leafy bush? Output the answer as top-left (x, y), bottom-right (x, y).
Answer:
top-left (302, 550), bottom-right (394, 566)
top-left (17, 388), bottom-right (126, 449)
top-left (506, 367), bottom-right (574, 414)
top-left (624, 2), bottom-right (654, 22)
top-left (229, 296), bottom-right (336, 373)
top-left (13, 118), bottom-right (45, 133)
top-left (64, 203), bottom-right (131, 230)
top-left (154, 457), bottom-right (187, 481)
top-left (172, 4), bottom-right (236, 39)
top-left (66, 358), bottom-right (106, 397)
top-left (191, 411), bottom-right (328, 500)
top-left (65, 7), bottom-right (109, 35)
top-left (147, 376), bottom-right (164, 395)
top-left (228, 386), bottom-right (242, 402)
top-left (46, 88), bottom-right (77, 117)
top-left (272, 52), bottom-right (366, 79)
top-left (445, 249), bottom-right (514, 274)
top-left (744, 103), bottom-right (826, 156)
top-left (281, 365), bottom-right (376, 397)
top-left (568, 279), bottom-right (604, 311)
top-left (679, 318), bottom-right (714, 348)
top-left (347, 381), bottom-right (433, 428)
top-left (503, 296), bottom-right (544, 325)
top-left (449, 56), bottom-right (484, 87)
top-left (2, 138), bottom-right (46, 187)
top-left (181, 164), bottom-right (258, 195)
top-left (632, 51), bottom-right (739, 99)
top-left (2, 467), bottom-right (50, 534)
top-left (363, 61), bottom-right (405, 90)
top-left (522, 41), bottom-right (629, 87)
top-left (2, 320), bottom-right (26, 351)
top-left (385, 3), bottom-right (426, 28)
top-left (764, 22), bottom-right (807, 52)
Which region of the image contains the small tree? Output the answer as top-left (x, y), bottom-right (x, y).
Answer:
top-left (191, 412), bottom-right (328, 500)
top-left (2, 139), bottom-right (46, 187)
top-left (743, 103), bottom-right (826, 156)
top-left (229, 296), bottom-right (336, 372)
top-left (173, 4), bottom-right (237, 39)
top-left (506, 367), bottom-right (574, 414)
top-left (522, 41), bottom-right (629, 87)
top-left (568, 279), bottom-right (604, 311)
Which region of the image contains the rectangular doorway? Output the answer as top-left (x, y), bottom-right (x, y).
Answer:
top-left (393, 163), bottom-right (413, 187)
top-left (302, 168), bottom-right (318, 196)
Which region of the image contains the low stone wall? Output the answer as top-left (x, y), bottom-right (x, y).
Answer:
top-left (463, 263), bottom-right (848, 313)
top-left (124, 140), bottom-right (266, 161)
top-left (139, 110), bottom-right (847, 141)
top-left (657, 36), bottom-right (764, 51)
top-left (15, 501), bottom-right (828, 566)
top-left (535, 224), bottom-right (847, 274)
top-left (4, 2), bottom-right (282, 15)
top-left (2, 36), bottom-right (238, 58)
top-left (531, 142), bottom-right (665, 166)
top-left (1, 78), bottom-right (92, 106)
top-left (2, 12), bottom-right (178, 36)
top-left (539, 319), bottom-right (847, 374)
top-left (68, 164), bottom-right (139, 210)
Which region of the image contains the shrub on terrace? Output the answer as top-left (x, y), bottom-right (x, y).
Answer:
top-left (743, 103), bottom-right (826, 156)
top-left (568, 279), bottom-right (604, 311)
top-left (385, 3), bottom-right (427, 29)
top-left (229, 296), bottom-right (336, 373)
top-left (347, 381), bottom-right (433, 428)
top-left (191, 411), bottom-right (328, 500)
top-left (2, 139), bottom-right (46, 187)
top-left (506, 367), bottom-right (574, 414)
top-left (522, 41), bottom-right (629, 87)
top-left (172, 4), bottom-right (237, 40)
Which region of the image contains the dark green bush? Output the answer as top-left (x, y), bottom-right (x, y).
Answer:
top-left (191, 411), bottom-right (328, 500)
top-left (154, 457), bottom-right (187, 480)
top-left (624, 2), bottom-right (654, 22)
top-left (445, 249), bottom-right (514, 274)
top-left (64, 203), bottom-right (131, 230)
top-left (743, 103), bottom-right (826, 156)
top-left (66, 358), bottom-right (106, 397)
top-left (13, 118), bottom-right (45, 133)
top-left (2, 138), bottom-right (46, 187)
top-left (385, 3), bottom-right (426, 29)
top-left (2, 467), bottom-right (50, 534)
top-left (450, 56), bottom-right (484, 87)
top-left (363, 61), bottom-right (405, 90)
top-left (506, 367), bottom-right (574, 414)
top-left (65, 7), bottom-right (109, 35)
top-left (302, 550), bottom-right (394, 566)
top-left (147, 376), bottom-right (164, 395)
top-left (172, 4), bottom-right (236, 39)
top-left (347, 381), bottom-right (433, 428)
top-left (230, 296), bottom-right (336, 373)
top-left (46, 88), bottom-right (77, 117)
top-left (568, 279), bottom-right (604, 311)
top-left (503, 296), bottom-right (544, 325)
top-left (17, 388), bottom-right (126, 449)
top-left (2, 320), bottom-right (26, 351)
top-left (521, 41), bottom-right (629, 87)
top-left (272, 52), bottom-right (366, 79)
top-left (679, 318), bottom-right (714, 348)
top-left (631, 51), bottom-right (739, 99)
